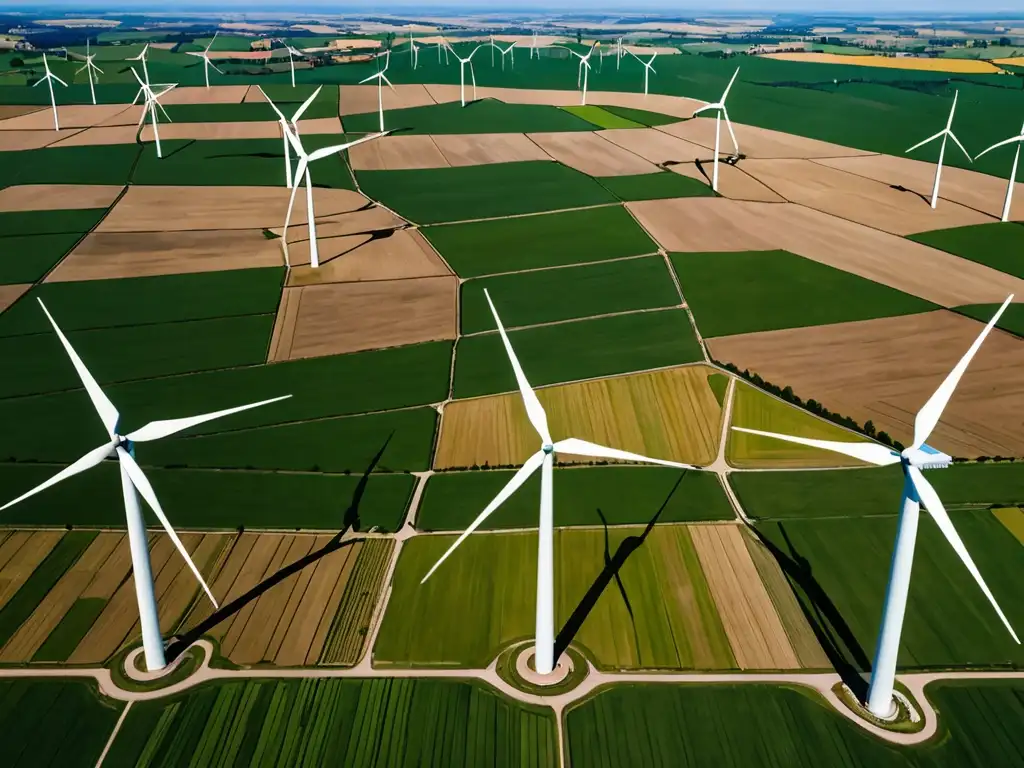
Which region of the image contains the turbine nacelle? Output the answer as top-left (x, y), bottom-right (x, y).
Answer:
top-left (901, 444), bottom-right (952, 470)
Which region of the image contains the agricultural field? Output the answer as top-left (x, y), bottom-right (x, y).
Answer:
top-left (598, 170), bottom-right (715, 201)
top-left (909, 223), bottom-right (1024, 280)
top-left (104, 678), bottom-right (557, 767)
top-left (344, 98), bottom-right (600, 133)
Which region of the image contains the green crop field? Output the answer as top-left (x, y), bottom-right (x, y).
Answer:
top-left (707, 372), bottom-right (729, 406)
top-left (956, 303), bottom-right (1024, 338)
top-left (416, 467), bottom-right (732, 530)
top-left (195, 35), bottom-right (256, 53)
top-left (140, 406), bottom-right (438, 473)
top-left (909, 223), bottom-right (1024, 279)
top-left (566, 680), bottom-right (1024, 767)
top-left (422, 204), bottom-right (657, 278)
top-left (0, 340), bottom-right (453, 463)
top-left (461, 255), bottom-right (679, 334)
top-left (0, 680), bottom-right (123, 768)
top-left (452, 309), bottom-right (703, 399)
top-left (755, 512), bottom-right (1024, 669)
top-left (375, 525), bottom-right (734, 669)
top-left (345, 98), bottom-right (599, 133)
top-left (599, 171), bottom-right (715, 201)
top-left (599, 104), bottom-right (680, 127)
top-left (3, 144), bottom-right (140, 186)
top-left (0, 463), bottom-right (413, 531)
top-left (0, 268), bottom-right (284, 335)
top-left (732, 462), bottom-right (1024, 521)
top-left (0, 232), bottom-right (88, 285)
top-left (104, 678), bottom-right (557, 767)
top-left (2, 314), bottom-right (275, 398)
top-left (673, 249), bottom-right (937, 338)
top-left (561, 105), bottom-right (643, 129)
top-left (0, 208), bottom-right (108, 238)
top-left (162, 100), bottom-right (336, 123)
top-left (356, 161), bottom-right (618, 224)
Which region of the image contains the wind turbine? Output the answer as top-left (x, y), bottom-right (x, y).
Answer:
top-left (974, 120), bottom-right (1024, 223)
top-left (186, 32), bottom-right (224, 89)
top-left (617, 37), bottom-right (624, 69)
top-left (419, 290), bottom-right (693, 675)
top-left (436, 36), bottom-right (449, 64)
top-left (556, 42), bottom-right (599, 105)
top-left (131, 66), bottom-right (175, 159)
top-left (260, 85), bottom-right (322, 189)
top-left (34, 54), bottom-right (67, 131)
top-left (692, 67), bottom-right (740, 193)
top-left (358, 51), bottom-right (394, 133)
top-left (128, 43), bottom-right (151, 86)
top-left (733, 296), bottom-right (1019, 719)
top-left (281, 42), bottom-right (305, 88)
top-left (530, 31), bottom-right (539, 59)
top-left (76, 39), bottom-right (104, 106)
top-left (1, 300), bottom-right (290, 672)
top-left (447, 43), bottom-right (485, 107)
top-left (281, 128), bottom-right (388, 269)
top-left (629, 50), bottom-right (657, 96)
top-left (490, 33), bottom-right (496, 66)
top-left (498, 41), bottom-right (516, 70)
top-left (905, 91), bottom-right (971, 210)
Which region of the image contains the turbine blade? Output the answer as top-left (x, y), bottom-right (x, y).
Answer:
top-left (358, 72), bottom-right (378, 84)
top-left (721, 66), bottom-right (740, 102)
top-left (483, 289), bottom-right (551, 445)
top-left (906, 130), bottom-right (945, 154)
top-left (0, 443), bottom-right (112, 512)
top-left (307, 131), bottom-right (383, 162)
top-left (948, 131), bottom-right (972, 163)
top-left (53, 74), bottom-right (68, 88)
top-left (975, 134), bottom-right (1024, 161)
top-left (553, 437), bottom-right (694, 469)
top-left (37, 299), bottom-right (119, 438)
top-left (259, 86), bottom-right (288, 122)
top-left (126, 395), bottom-right (292, 443)
top-left (117, 447), bottom-right (218, 608)
top-left (210, 61), bottom-right (224, 75)
top-left (908, 466), bottom-right (1019, 643)
top-left (185, 51), bottom-right (204, 58)
top-left (291, 84), bottom-right (322, 123)
top-left (692, 102), bottom-right (720, 116)
top-left (731, 427), bottom-right (901, 466)
top-left (721, 107), bottom-right (740, 155)
top-left (912, 294), bottom-right (1013, 449)
top-left (382, 73), bottom-right (395, 92)
top-left (420, 451), bottom-right (544, 583)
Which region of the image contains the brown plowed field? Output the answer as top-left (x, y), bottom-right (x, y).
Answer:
top-left (47, 125), bottom-right (139, 147)
top-left (0, 285), bottom-right (30, 313)
top-left (0, 104), bottom-right (135, 130)
top-left (668, 161), bottom-right (785, 202)
top-left (740, 158), bottom-right (992, 234)
top-left (627, 197), bottom-right (1024, 306)
top-left (436, 364), bottom-right (722, 469)
top-left (659, 117), bottom-right (874, 159)
top-left (48, 230), bottom-right (283, 281)
top-left (276, 205), bottom-right (405, 246)
top-left (271, 275), bottom-right (457, 360)
top-left (689, 524), bottom-right (800, 669)
top-left (286, 228), bottom-right (449, 285)
top-left (157, 85), bottom-right (250, 105)
top-left (0, 130), bottom-right (70, 151)
top-left (597, 128), bottom-right (707, 165)
top-left (0, 105), bottom-right (46, 120)
top-left (97, 105), bottom-right (144, 126)
top-left (0, 532), bottom-right (64, 611)
top-left (140, 116), bottom-right (342, 142)
top-left (527, 131), bottom-right (661, 176)
top-left (588, 91), bottom-right (705, 118)
top-left (340, 83), bottom-right (437, 116)
top-left (348, 134), bottom-right (449, 170)
top-left (816, 154), bottom-right (1024, 221)
top-left (708, 310), bottom-right (1024, 457)
top-left (0, 184), bottom-right (122, 212)
top-left (431, 132), bottom-right (551, 166)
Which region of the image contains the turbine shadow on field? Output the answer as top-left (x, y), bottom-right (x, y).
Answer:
top-left (165, 434), bottom-right (392, 662)
top-left (753, 522), bottom-right (871, 699)
top-left (889, 183), bottom-right (931, 206)
top-left (317, 227), bottom-right (399, 266)
top-left (552, 473), bottom-right (684, 665)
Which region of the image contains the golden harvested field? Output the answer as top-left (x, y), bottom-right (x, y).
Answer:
top-left (0, 105), bottom-right (45, 120)
top-left (740, 158), bottom-right (992, 235)
top-left (709, 310), bottom-right (1024, 458)
top-left (49, 230), bottom-right (283, 281)
top-left (47, 125), bottom-right (140, 148)
top-left (140, 117), bottom-right (342, 142)
top-left (993, 507), bottom-right (1024, 546)
top-left (668, 161), bottom-right (784, 202)
top-left (0, 285), bottom-right (30, 313)
top-left (762, 51), bottom-right (1001, 73)
top-left (742, 531), bottom-right (832, 668)
top-left (589, 91), bottom-right (703, 119)
top-left (339, 83), bottom-right (437, 115)
top-left (728, 381), bottom-right (881, 469)
top-left (994, 57), bottom-right (1024, 67)
top-left (627, 197), bottom-right (1024, 307)
top-left (0, 104), bottom-right (135, 130)
top-left (0, 184), bottom-right (122, 212)
top-left (0, 531), bottom-right (65, 611)
top-left (285, 228), bottom-right (445, 285)
top-left (157, 85), bottom-right (251, 105)
top-left (318, 538), bottom-right (394, 664)
top-left (689, 524), bottom-right (800, 669)
top-left (659, 117), bottom-right (873, 160)
top-left (431, 132), bottom-right (551, 166)
top-left (435, 364), bottom-right (722, 469)
top-left (528, 131), bottom-right (661, 176)
top-left (348, 134), bottom-right (449, 171)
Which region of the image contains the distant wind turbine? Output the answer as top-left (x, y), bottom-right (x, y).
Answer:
top-left (260, 84), bottom-right (322, 189)
top-left (186, 31), bottom-right (224, 89)
top-left (419, 289), bottom-right (693, 676)
top-left (34, 54), bottom-right (67, 131)
top-left (530, 31), bottom-right (539, 59)
top-left (131, 66), bottom-right (175, 159)
top-left (555, 42), bottom-right (599, 105)
top-left (280, 42), bottom-right (305, 88)
top-left (733, 296), bottom-right (1019, 719)
top-left (692, 67), bottom-right (740, 193)
top-left (127, 43), bottom-right (151, 86)
top-left (629, 50), bottom-right (657, 96)
top-left (974, 120), bottom-right (1024, 223)
top-left (447, 43), bottom-right (485, 107)
top-left (358, 50), bottom-right (395, 133)
top-left (498, 41), bottom-right (516, 70)
top-left (905, 90), bottom-right (971, 210)
top-left (77, 39), bottom-right (104, 106)
top-left (436, 36), bottom-right (449, 64)
top-left (1, 300), bottom-right (290, 672)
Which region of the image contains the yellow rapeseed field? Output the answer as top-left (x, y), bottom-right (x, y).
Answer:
top-left (763, 51), bottom-right (1001, 74)
top-left (993, 57), bottom-right (1024, 67)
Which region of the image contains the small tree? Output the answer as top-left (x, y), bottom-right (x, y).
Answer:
top-left (11, 57), bottom-right (24, 67)
top-left (864, 420), bottom-right (876, 437)
top-left (577, 29), bottom-right (582, 45)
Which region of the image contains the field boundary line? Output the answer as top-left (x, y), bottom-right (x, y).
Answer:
top-left (460, 250), bottom-right (662, 282)
top-left (94, 700), bottom-right (131, 768)
top-left (460, 303), bottom-right (684, 338)
top-left (423, 200), bottom-right (621, 228)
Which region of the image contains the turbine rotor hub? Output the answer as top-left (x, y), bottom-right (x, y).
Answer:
top-left (542, 444), bottom-right (554, 455)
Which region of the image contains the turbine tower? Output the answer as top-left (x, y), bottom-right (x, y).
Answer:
top-left (186, 32), bottom-right (224, 89)
top-left (447, 43), bottom-right (485, 107)
top-left (629, 50), bottom-right (657, 96)
top-left (77, 39), bottom-right (104, 106)
top-left (556, 42), bottom-right (599, 106)
top-left (358, 51), bottom-right (395, 133)
top-left (975, 120), bottom-right (1024, 223)
top-left (692, 67), bottom-right (740, 193)
top-left (127, 44), bottom-right (151, 85)
top-left (420, 290), bottom-right (694, 675)
top-left (260, 84), bottom-right (322, 188)
top-left (733, 296), bottom-right (1019, 719)
top-left (34, 54), bottom-right (67, 131)
top-left (1, 300), bottom-right (290, 671)
top-left (279, 41), bottom-right (305, 88)
top-left (905, 91), bottom-right (971, 210)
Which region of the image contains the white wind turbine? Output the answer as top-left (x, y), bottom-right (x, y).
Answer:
top-left (127, 43), bottom-right (151, 86)
top-left (281, 127), bottom-right (388, 269)
top-left (34, 54), bottom-right (68, 131)
top-left (281, 42), bottom-right (305, 88)
top-left (617, 37), bottom-right (624, 69)
top-left (629, 50), bottom-right (657, 96)
top-left (77, 39), bottom-right (104, 106)
top-left (905, 90), bottom-right (971, 210)
top-left (556, 42), bottom-right (599, 105)
top-left (489, 33), bottom-right (496, 66)
top-left (358, 51), bottom-right (394, 133)
top-left (498, 41), bottom-right (516, 70)
top-left (733, 296), bottom-right (1019, 719)
top-left (419, 290), bottom-right (693, 675)
top-left (186, 32), bottom-right (224, 89)
top-left (447, 43), bottom-right (485, 107)
top-left (1, 300), bottom-right (290, 672)
top-left (974, 120), bottom-right (1024, 223)
top-left (436, 36), bottom-right (449, 64)
top-left (260, 85), bottom-right (323, 189)
top-left (131, 67), bottom-right (175, 159)
top-left (692, 67), bottom-right (740, 193)
top-left (530, 31), bottom-right (539, 59)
